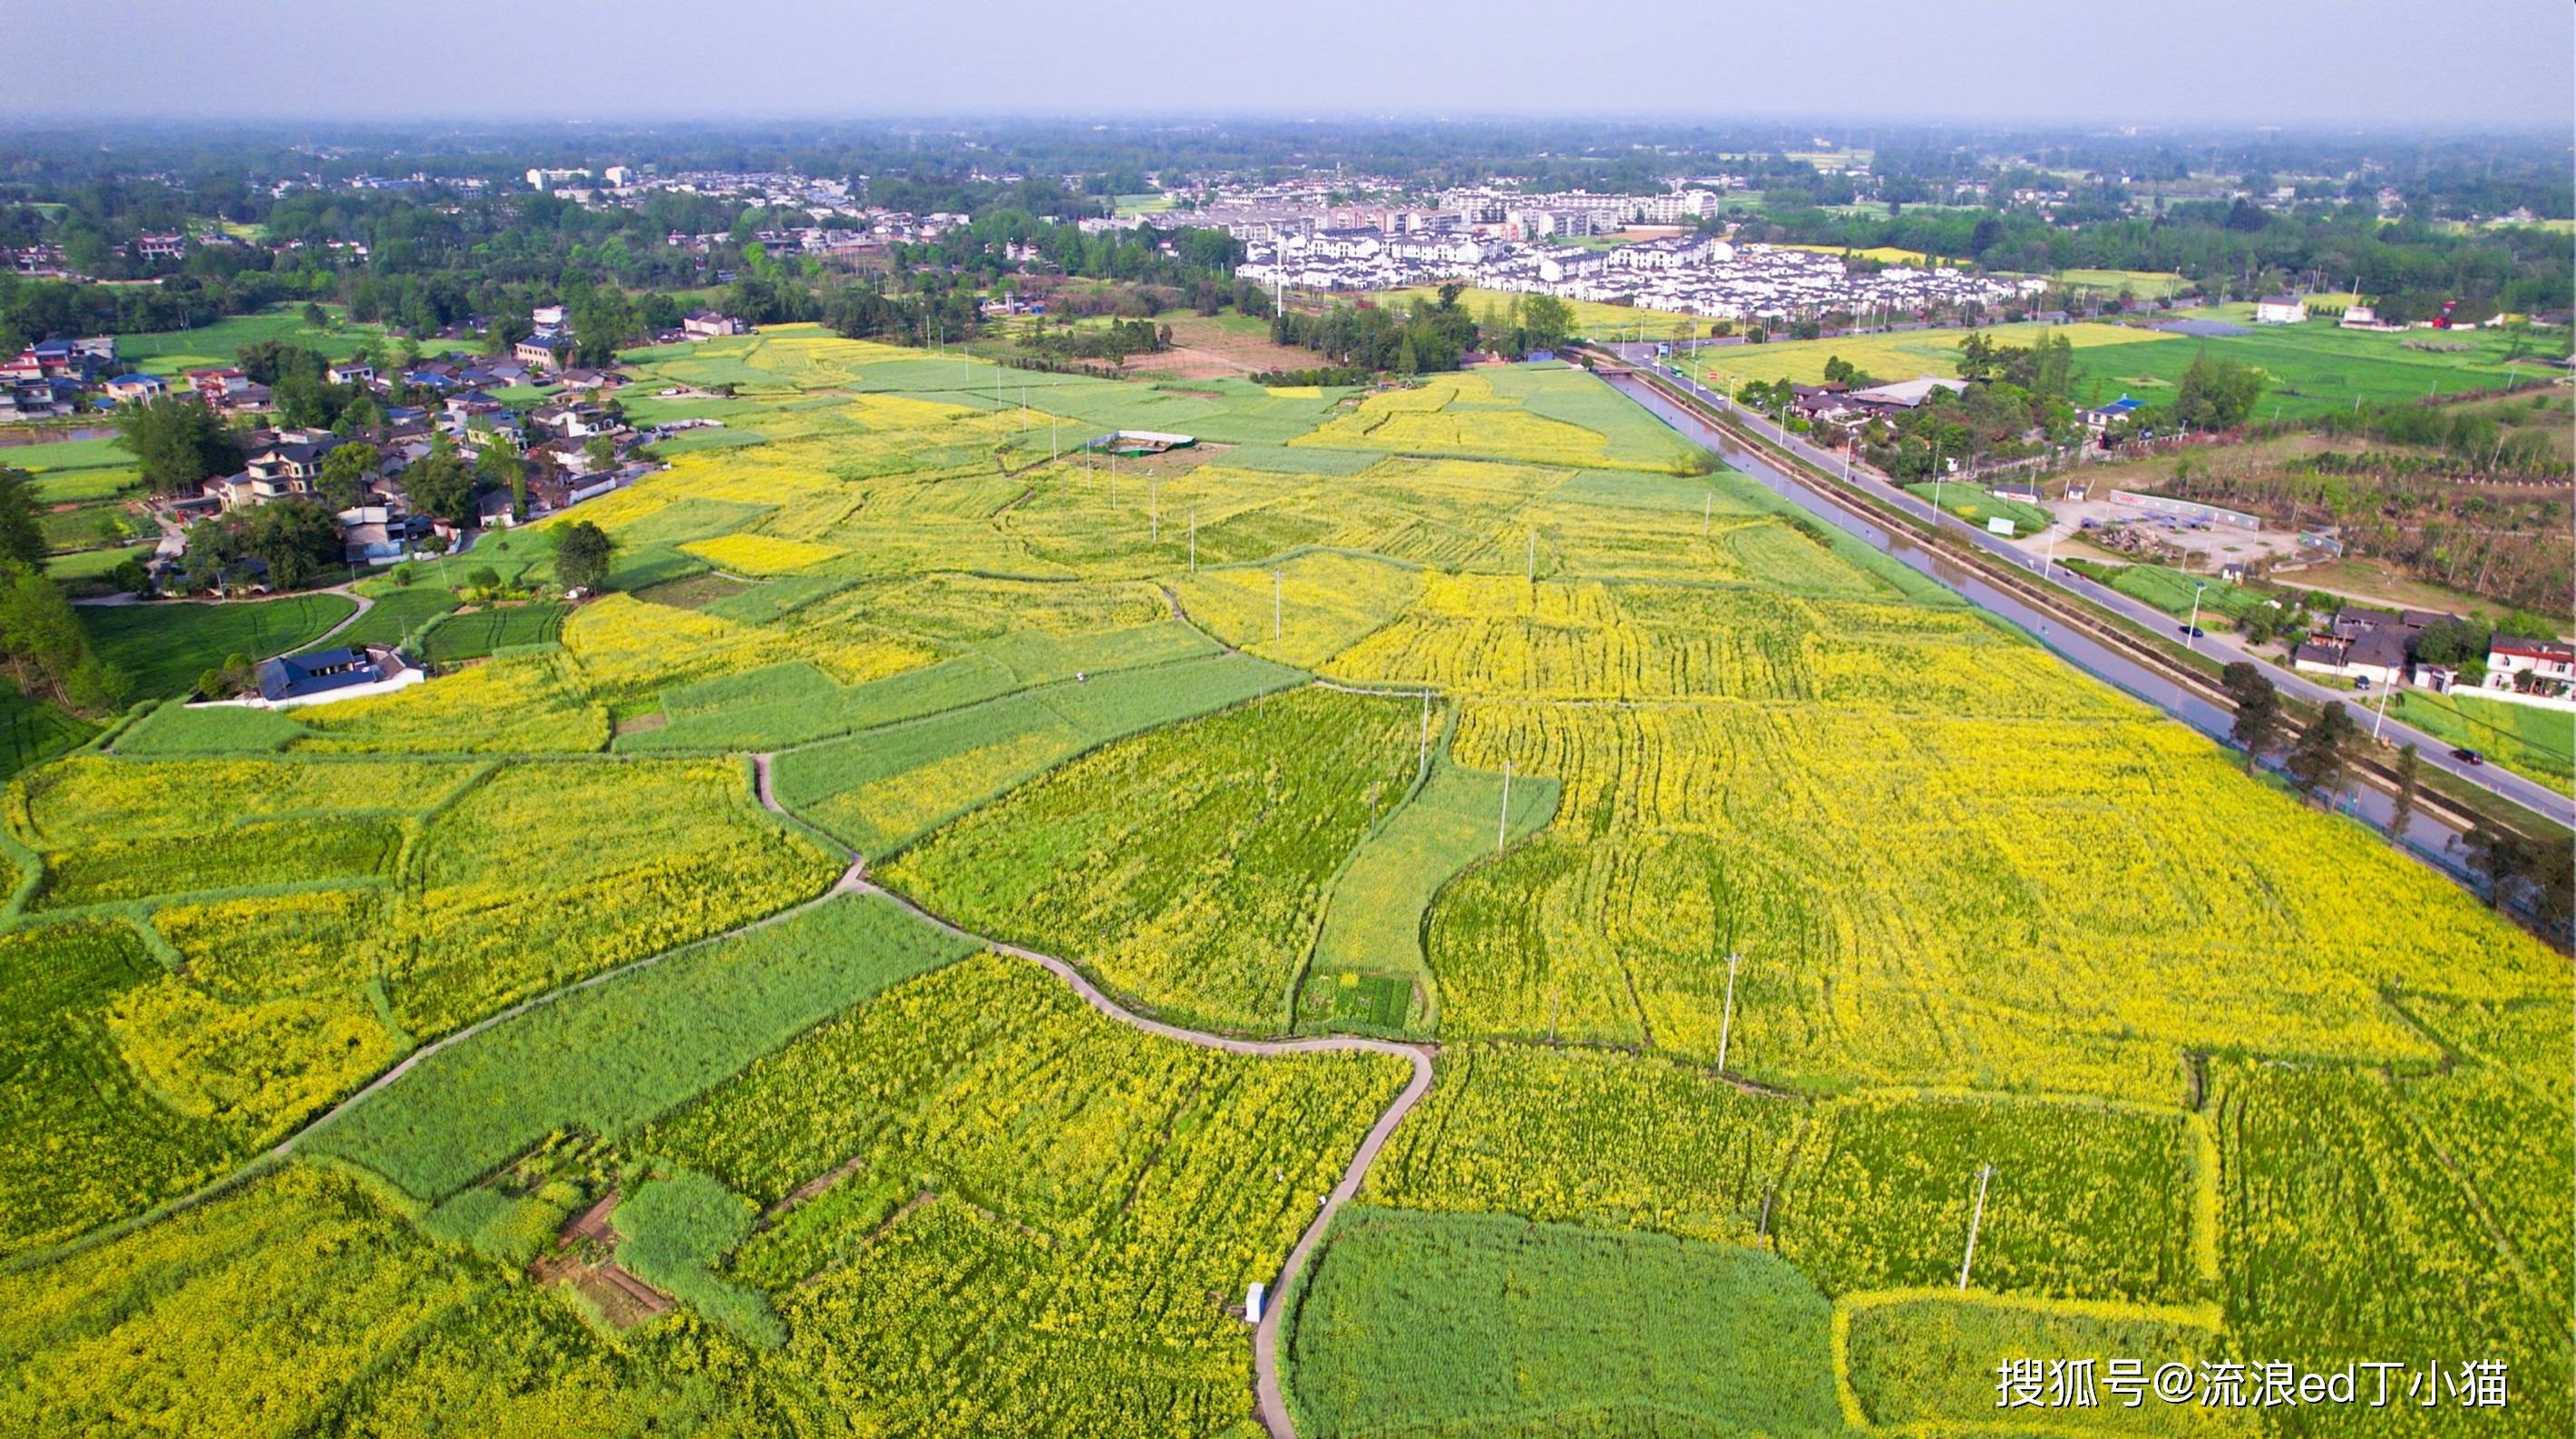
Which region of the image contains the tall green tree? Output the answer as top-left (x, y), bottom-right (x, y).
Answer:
top-left (404, 439), bottom-right (478, 526)
top-left (0, 563), bottom-right (124, 711)
top-left (552, 520), bottom-right (613, 593)
top-left (111, 395), bottom-right (238, 495)
top-left (0, 467), bottom-right (50, 572)
top-left (2387, 743), bottom-right (2421, 846)
top-left (2220, 661), bottom-right (2282, 774)
top-left (2282, 701), bottom-right (2357, 807)
top-left (2171, 352), bottom-right (2267, 431)
top-left (317, 443), bottom-right (377, 512)
top-left (1518, 295), bottom-right (1573, 353)
top-left (2462, 820), bottom-right (2536, 913)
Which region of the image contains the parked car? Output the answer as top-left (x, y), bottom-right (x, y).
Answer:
top-left (2178, 624), bottom-right (2205, 639)
top-left (2452, 748), bottom-right (2485, 765)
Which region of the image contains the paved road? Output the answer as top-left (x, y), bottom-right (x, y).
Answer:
top-left (1613, 348), bottom-right (2575, 829)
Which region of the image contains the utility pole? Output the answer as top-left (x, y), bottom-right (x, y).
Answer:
top-left (1497, 760), bottom-right (1512, 851)
top-left (2185, 582), bottom-right (2208, 652)
top-left (1958, 1163), bottom-right (1997, 1290)
top-left (1149, 478), bottom-right (1158, 542)
top-left (1715, 951), bottom-right (1742, 1072)
top-left (2372, 674), bottom-right (2395, 740)
top-left (1417, 691), bottom-right (1430, 783)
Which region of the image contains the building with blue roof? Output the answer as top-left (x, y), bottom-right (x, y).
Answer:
top-left (255, 647), bottom-right (385, 704)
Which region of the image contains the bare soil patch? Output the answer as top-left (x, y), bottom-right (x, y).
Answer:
top-left (1121, 315), bottom-right (1313, 379)
top-left (528, 1189), bottom-right (674, 1328)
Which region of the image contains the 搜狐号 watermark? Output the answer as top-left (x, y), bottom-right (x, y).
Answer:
top-left (1997, 1358), bottom-right (2508, 1411)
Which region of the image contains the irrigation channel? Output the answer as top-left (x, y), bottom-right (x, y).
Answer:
top-left (1598, 365), bottom-right (2552, 899)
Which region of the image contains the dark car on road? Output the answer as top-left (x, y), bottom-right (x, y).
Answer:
top-left (2452, 748), bottom-right (2485, 765)
top-left (2178, 624), bottom-right (2205, 639)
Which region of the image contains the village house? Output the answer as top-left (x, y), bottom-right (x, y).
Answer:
top-left (513, 335), bottom-right (567, 372)
top-left (100, 373), bottom-right (168, 403)
top-left (2252, 295), bottom-right (2306, 325)
top-left (249, 645), bottom-right (420, 709)
top-left (680, 310), bottom-right (746, 338)
top-left (2082, 395), bottom-right (2143, 434)
top-left (2485, 637), bottom-right (2576, 697)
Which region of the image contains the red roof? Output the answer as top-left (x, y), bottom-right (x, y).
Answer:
top-left (2492, 636), bottom-right (2574, 661)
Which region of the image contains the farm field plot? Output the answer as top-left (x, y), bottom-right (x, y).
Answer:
top-left (111, 305), bottom-right (425, 376)
top-left (882, 685), bottom-right (1422, 1032)
top-left (1771, 1091), bottom-right (2206, 1305)
top-left (1687, 319), bottom-right (2168, 388)
top-left (1328, 574), bottom-right (2107, 711)
top-left (0, 919), bottom-right (243, 1256)
top-left (2063, 558), bottom-right (2268, 621)
top-left (1366, 285), bottom-right (1714, 342)
top-left (1433, 703), bottom-right (2555, 1097)
top-left (297, 585), bottom-right (460, 654)
top-left (1364, 1043), bottom-right (1803, 1244)
top-left (2210, 1059), bottom-right (2571, 1434)
top-left (311, 891), bottom-right (973, 1203)
top-left (81, 592), bottom-right (359, 699)
top-left (2053, 267), bottom-right (2195, 298)
top-left (1903, 479), bottom-right (2051, 535)
top-left (1293, 367), bottom-right (1706, 474)
top-left (0, 679), bottom-right (96, 778)
top-left (1845, 1295), bottom-right (2246, 1436)
top-left (0, 1163), bottom-right (488, 1435)
top-left (390, 758), bottom-right (842, 1036)
top-left (772, 651), bottom-right (1303, 857)
top-left (2386, 689), bottom-right (2574, 796)
top-left (418, 602), bottom-right (563, 662)
top-left (1286, 1207), bottom-right (1849, 1439)
top-left (1300, 756), bottom-right (1556, 1034)
top-left (2064, 318), bottom-right (2537, 417)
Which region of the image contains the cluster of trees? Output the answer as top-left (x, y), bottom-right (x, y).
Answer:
top-left (173, 499), bottom-right (344, 592)
top-left (1823, 337), bottom-right (2082, 478)
top-left (2309, 393), bottom-right (2567, 478)
top-left (1267, 284), bottom-right (1573, 376)
top-left (1754, 197), bottom-right (2571, 318)
top-left (109, 395), bottom-right (239, 494)
top-left (1272, 287), bottom-right (1478, 375)
top-left (1020, 318), bottom-right (1171, 364)
top-left (0, 467), bottom-right (125, 710)
top-left (2164, 353), bottom-right (2269, 433)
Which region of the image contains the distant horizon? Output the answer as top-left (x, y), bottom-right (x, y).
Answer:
top-left (5, 0), bottom-right (2566, 132)
top-left (0, 112), bottom-right (2568, 139)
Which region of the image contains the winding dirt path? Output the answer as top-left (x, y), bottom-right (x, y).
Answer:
top-left (855, 878), bottom-right (1432, 1439)
top-left (751, 755), bottom-right (1432, 1439)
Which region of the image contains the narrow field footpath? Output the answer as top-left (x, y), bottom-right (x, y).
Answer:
top-left (756, 752), bottom-right (1433, 1439)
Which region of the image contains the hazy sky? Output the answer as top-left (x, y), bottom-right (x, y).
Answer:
top-left (5, 0), bottom-right (2568, 129)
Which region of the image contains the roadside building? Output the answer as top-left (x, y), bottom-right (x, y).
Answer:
top-left (2252, 295), bottom-right (2305, 325)
top-left (681, 310), bottom-right (746, 338)
top-left (2485, 637), bottom-right (2576, 696)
